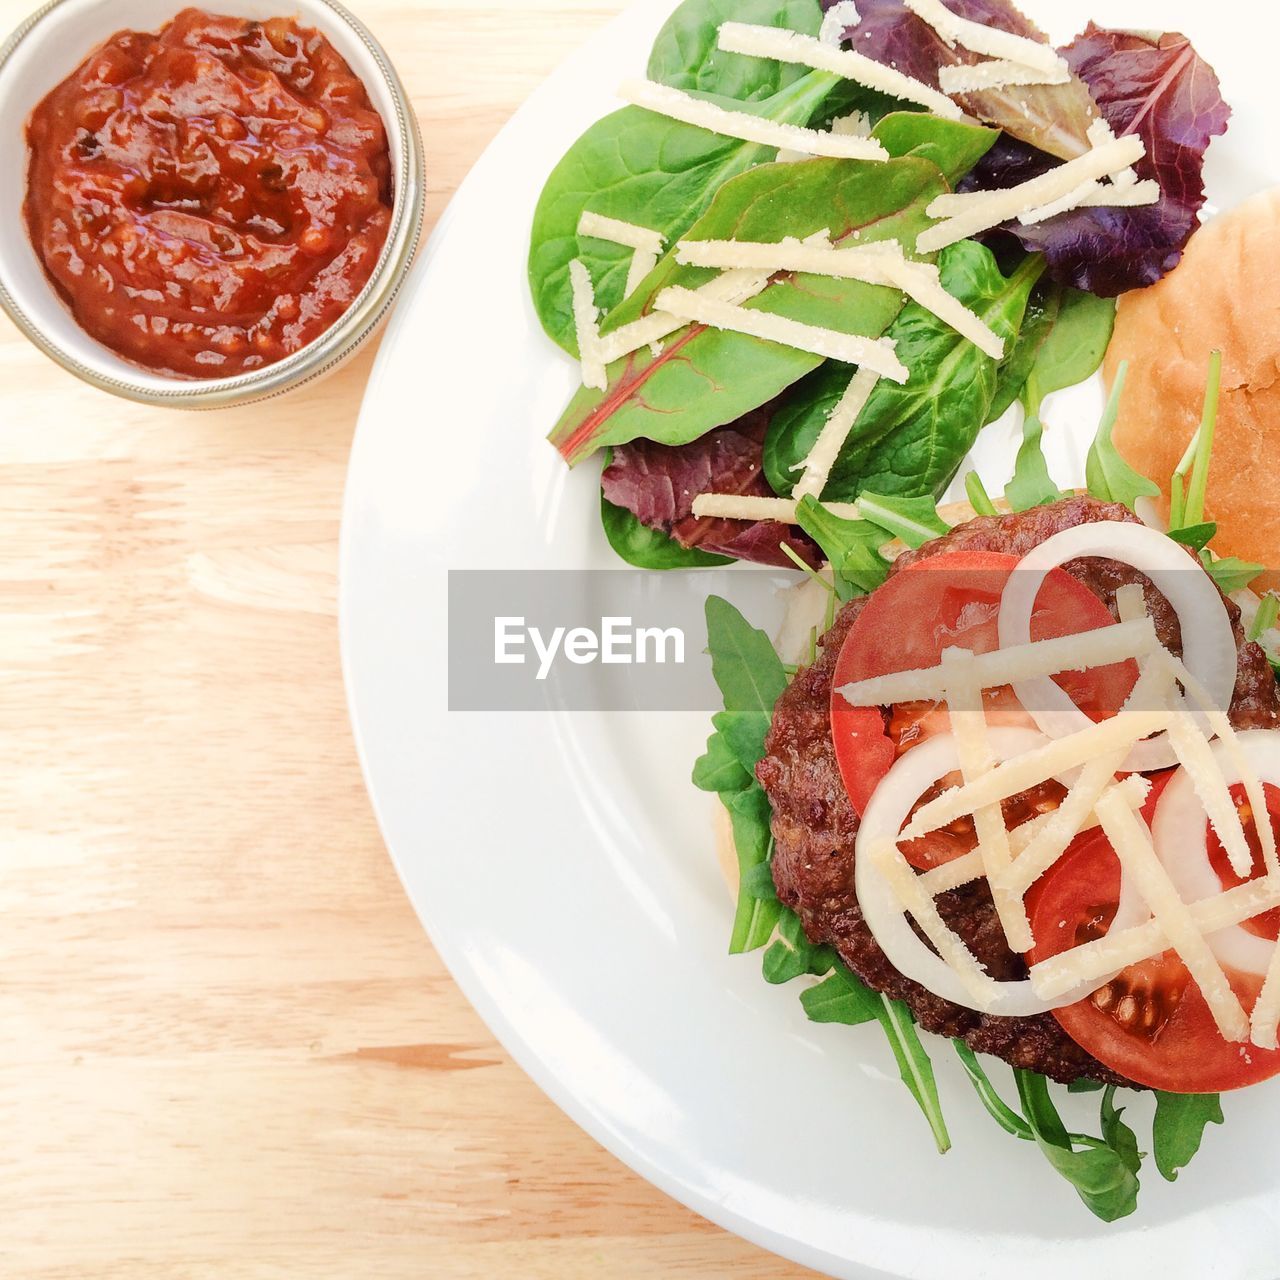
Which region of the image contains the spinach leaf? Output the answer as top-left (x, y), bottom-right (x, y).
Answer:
top-left (649, 0), bottom-right (823, 102)
top-left (549, 155), bottom-right (946, 464)
top-left (762, 910), bottom-right (837, 984)
top-left (764, 244), bottom-right (1042, 501)
top-left (794, 495), bottom-right (892, 599)
top-left (870, 111), bottom-right (997, 184)
top-left (1015, 1070), bottom-right (1139, 1222)
top-left (1005, 284), bottom-right (1115, 510)
top-left (703, 594), bottom-right (788, 715)
top-left (601, 493), bottom-right (731, 568)
top-left (530, 71), bottom-right (836, 355)
top-left (1085, 362), bottom-right (1161, 511)
top-left (1152, 1091), bottom-right (1224, 1182)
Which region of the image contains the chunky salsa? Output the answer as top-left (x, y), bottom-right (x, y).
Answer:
top-left (24, 8), bottom-right (393, 379)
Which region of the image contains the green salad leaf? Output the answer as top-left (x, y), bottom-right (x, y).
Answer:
top-left (870, 111), bottom-right (997, 184)
top-left (1201, 554), bottom-right (1264, 594)
top-left (764, 244), bottom-right (1043, 501)
top-left (857, 491), bottom-right (952, 548)
top-left (600, 492), bottom-right (731, 568)
top-left (550, 156), bottom-right (946, 464)
top-left (762, 910), bottom-right (836, 984)
top-left (648, 0), bottom-right (823, 102)
top-left (794, 494), bottom-right (892, 599)
top-left (1248, 593), bottom-right (1280, 643)
top-left (1085, 362), bottom-right (1161, 511)
top-left (703, 594), bottom-right (788, 715)
top-left (1152, 1091), bottom-right (1224, 1182)
top-left (964, 470), bottom-right (999, 517)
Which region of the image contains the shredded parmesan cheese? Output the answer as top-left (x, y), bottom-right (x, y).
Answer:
top-left (838, 616), bottom-right (1157, 709)
top-left (943, 649), bottom-right (1032, 950)
top-left (715, 22), bottom-right (963, 120)
top-left (619, 78), bottom-right (891, 160)
top-left (653, 285), bottom-right (909, 380)
top-left (917, 135), bottom-right (1146, 251)
top-left (1069, 790), bottom-right (1250, 1042)
top-left (624, 249), bottom-right (659, 296)
top-left (568, 260), bottom-right (607, 390)
top-left (577, 211), bottom-right (665, 257)
top-left (792, 368), bottom-right (880, 501)
top-left (901, 0), bottom-right (1068, 76)
top-left (674, 237), bottom-right (1005, 358)
top-left (938, 58), bottom-right (1069, 94)
top-left (1017, 178), bottom-right (1159, 225)
top-left (819, 0), bottom-right (861, 45)
top-left (689, 493), bottom-right (863, 523)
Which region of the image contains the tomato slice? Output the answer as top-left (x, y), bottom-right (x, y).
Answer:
top-left (1026, 776), bottom-right (1280, 1092)
top-left (831, 550), bottom-right (1136, 869)
top-left (1206, 783), bottom-right (1280, 940)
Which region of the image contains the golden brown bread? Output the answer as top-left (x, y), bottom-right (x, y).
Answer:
top-left (1105, 188), bottom-right (1280, 587)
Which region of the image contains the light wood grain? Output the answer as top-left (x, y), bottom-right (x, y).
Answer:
top-left (0, 1), bottom-right (820, 1276)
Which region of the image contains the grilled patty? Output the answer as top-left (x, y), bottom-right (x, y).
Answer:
top-left (756, 496), bottom-right (1280, 1085)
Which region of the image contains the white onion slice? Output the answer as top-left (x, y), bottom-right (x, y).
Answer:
top-left (1123, 731), bottom-right (1280, 977)
top-left (997, 521), bottom-right (1237, 771)
top-left (854, 728), bottom-right (1109, 1016)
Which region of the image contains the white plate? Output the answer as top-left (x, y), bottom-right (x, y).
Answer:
top-left (341, 4), bottom-right (1280, 1276)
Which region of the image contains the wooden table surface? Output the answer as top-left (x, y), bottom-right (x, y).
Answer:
top-left (0, 1), bottom-right (820, 1276)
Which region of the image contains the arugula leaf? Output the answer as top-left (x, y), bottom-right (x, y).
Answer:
top-left (953, 1042), bottom-right (1033, 1140)
top-left (856, 492), bottom-right (950, 548)
top-left (1200, 553), bottom-right (1263, 594)
top-left (704, 595), bottom-right (788, 716)
top-left (601, 492), bottom-right (732, 568)
top-left (649, 0), bottom-right (823, 102)
top-left (1085, 362), bottom-right (1160, 511)
top-left (762, 910), bottom-right (837, 984)
top-left (964, 471), bottom-right (998, 517)
top-left (1152, 1091), bottom-right (1224, 1181)
top-left (692, 731), bottom-right (752, 794)
top-left (1005, 285), bottom-right (1114, 511)
top-left (794, 495), bottom-right (892, 600)
top-left (740, 861), bottom-right (779, 902)
top-left (1066, 1077), bottom-right (1105, 1094)
top-left (1166, 522), bottom-right (1216, 553)
top-left (876, 994), bottom-right (951, 1154)
top-left (726, 784), bottom-right (782, 953)
top-left (1249, 593), bottom-right (1280, 643)
top-left (712, 710), bottom-right (773, 772)
top-left (800, 963), bottom-right (880, 1025)
top-left (1015, 1070), bottom-right (1139, 1222)
top-left (765, 243), bottom-right (1044, 501)
top-left (549, 156), bottom-right (946, 464)
top-left (1169, 350), bottom-right (1222, 531)
top-left (1100, 1087), bottom-right (1144, 1176)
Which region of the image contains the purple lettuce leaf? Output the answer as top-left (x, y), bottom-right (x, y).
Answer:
top-left (601, 408), bottom-right (820, 569)
top-left (965, 25), bottom-right (1231, 296)
top-left (825, 0), bottom-right (1098, 159)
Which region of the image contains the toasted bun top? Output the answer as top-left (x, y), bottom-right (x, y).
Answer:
top-left (1105, 188), bottom-right (1280, 587)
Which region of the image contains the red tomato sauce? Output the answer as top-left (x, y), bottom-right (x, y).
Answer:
top-left (23, 8), bottom-right (393, 378)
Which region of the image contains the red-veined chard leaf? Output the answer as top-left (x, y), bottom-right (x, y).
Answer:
top-left (549, 155), bottom-right (947, 465)
top-left (823, 0), bottom-right (1099, 160)
top-left (602, 406), bottom-right (821, 568)
top-left (966, 26), bottom-right (1231, 296)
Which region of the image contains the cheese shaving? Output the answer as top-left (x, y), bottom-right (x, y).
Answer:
top-left (942, 649), bottom-right (1032, 950)
top-left (1017, 178), bottom-right (1159, 226)
top-left (715, 22), bottom-right (962, 120)
top-left (819, 0), bottom-right (861, 45)
top-left (938, 58), bottom-right (1069, 94)
top-left (690, 493), bottom-right (863, 523)
top-left (577, 211), bottom-right (665, 257)
top-left (619, 78), bottom-right (892, 160)
top-left (624, 249), bottom-right (659, 297)
top-left (674, 237), bottom-right (1005, 358)
top-left (838, 615), bottom-right (1157, 709)
top-left (901, 0), bottom-right (1068, 76)
top-left (917, 135), bottom-right (1146, 251)
top-left (568, 260), bottom-right (606, 390)
top-left (1069, 790), bottom-right (1249, 1042)
top-left (792, 367), bottom-right (880, 501)
top-left (653, 285), bottom-right (909, 380)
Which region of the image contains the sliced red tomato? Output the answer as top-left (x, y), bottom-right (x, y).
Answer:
top-left (1026, 774), bottom-right (1280, 1093)
top-left (1206, 783), bottom-right (1280, 940)
top-left (830, 550), bottom-right (1137, 869)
